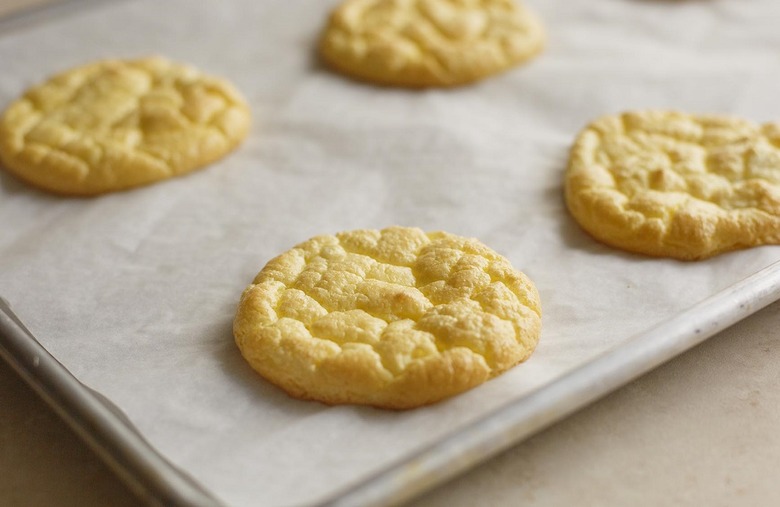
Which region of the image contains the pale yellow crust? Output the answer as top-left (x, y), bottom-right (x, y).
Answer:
top-left (233, 226), bottom-right (542, 409)
top-left (0, 56), bottom-right (250, 195)
top-left (318, 0), bottom-right (545, 88)
top-left (565, 111), bottom-right (780, 260)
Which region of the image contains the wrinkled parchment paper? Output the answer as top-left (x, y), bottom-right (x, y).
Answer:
top-left (2, 1), bottom-right (780, 505)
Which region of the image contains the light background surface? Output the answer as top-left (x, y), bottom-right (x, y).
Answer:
top-left (1, 0), bottom-right (779, 506)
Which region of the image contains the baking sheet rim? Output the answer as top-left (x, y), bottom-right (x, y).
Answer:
top-left (319, 258), bottom-right (780, 506)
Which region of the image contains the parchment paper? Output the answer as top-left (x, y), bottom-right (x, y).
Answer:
top-left (2, 1), bottom-right (780, 505)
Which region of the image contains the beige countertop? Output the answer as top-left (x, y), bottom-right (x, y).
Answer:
top-left (3, 300), bottom-right (779, 506)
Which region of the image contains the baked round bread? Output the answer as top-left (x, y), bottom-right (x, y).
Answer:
top-left (0, 56), bottom-right (250, 195)
top-left (318, 0), bottom-right (545, 88)
top-left (565, 110), bottom-right (780, 260)
top-left (234, 226), bottom-right (542, 409)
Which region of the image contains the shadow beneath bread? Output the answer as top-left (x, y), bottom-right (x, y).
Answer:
top-left (0, 165), bottom-right (89, 202)
top-left (212, 315), bottom-right (328, 418)
top-left (554, 184), bottom-right (648, 263)
top-left (0, 167), bottom-right (36, 196)
top-left (213, 314), bottom-right (438, 419)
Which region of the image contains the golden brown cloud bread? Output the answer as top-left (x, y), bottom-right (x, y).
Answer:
top-left (319, 0), bottom-right (545, 88)
top-left (233, 226), bottom-right (542, 409)
top-left (565, 111), bottom-right (780, 260)
top-left (0, 56), bottom-right (250, 195)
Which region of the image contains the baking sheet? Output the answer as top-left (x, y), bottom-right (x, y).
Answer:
top-left (1, 0), bottom-right (780, 506)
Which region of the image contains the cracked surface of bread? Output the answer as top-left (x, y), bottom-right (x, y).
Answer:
top-left (0, 56), bottom-right (250, 195)
top-left (319, 0), bottom-right (544, 88)
top-left (233, 226), bottom-right (542, 409)
top-left (565, 110), bottom-right (780, 260)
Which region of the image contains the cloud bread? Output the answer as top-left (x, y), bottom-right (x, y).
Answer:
top-left (0, 56), bottom-right (250, 195)
top-left (318, 0), bottom-right (545, 88)
top-left (233, 226), bottom-right (542, 409)
top-left (565, 110), bottom-right (780, 260)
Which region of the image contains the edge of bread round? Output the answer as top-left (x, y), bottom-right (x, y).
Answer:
top-left (565, 110), bottom-right (780, 260)
top-left (318, 0), bottom-right (545, 88)
top-left (233, 226), bottom-right (542, 409)
top-left (0, 56), bottom-right (250, 195)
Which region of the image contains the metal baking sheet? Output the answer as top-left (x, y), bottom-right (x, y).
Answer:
top-left (2, 1), bottom-right (780, 506)
top-left (4, 264), bottom-right (780, 506)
